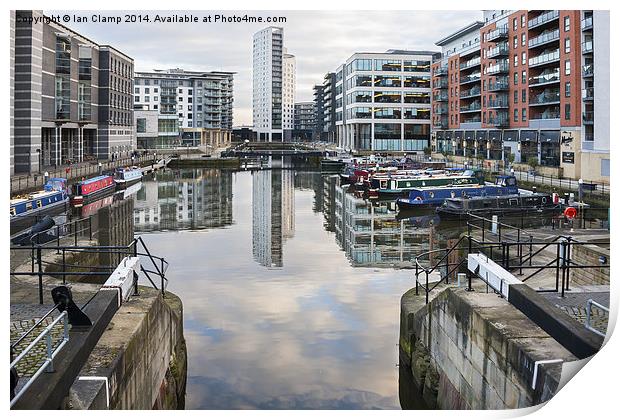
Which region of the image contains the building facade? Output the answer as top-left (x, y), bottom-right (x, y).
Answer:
top-left (133, 68), bottom-right (233, 150)
top-left (331, 50), bottom-right (439, 153)
top-left (292, 101), bottom-right (316, 141)
top-left (252, 27), bottom-right (296, 142)
top-left (11, 10), bottom-right (135, 175)
top-left (321, 73), bottom-right (337, 143)
top-left (432, 10), bottom-right (610, 182)
top-left (312, 84), bottom-right (325, 141)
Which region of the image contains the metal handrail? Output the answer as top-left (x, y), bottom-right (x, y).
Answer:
top-left (585, 299), bottom-right (609, 337)
top-left (10, 311), bottom-right (69, 407)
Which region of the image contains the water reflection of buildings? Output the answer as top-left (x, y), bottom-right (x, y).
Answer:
top-left (252, 169), bottom-right (295, 268)
top-left (322, 175), bottom-right (339, 233)
top-left (133, 169), bottom-right (233, 231)
top-left (334, 186), bottom-right (432, 268)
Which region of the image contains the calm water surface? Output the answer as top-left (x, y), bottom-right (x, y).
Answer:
top-left (132, 167), bottom-right (450, 409)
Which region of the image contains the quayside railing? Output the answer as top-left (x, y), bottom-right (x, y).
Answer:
top-left (413, 214), bottom-right (609, 304)
top-left (10, 236), bottom-right (170, 305)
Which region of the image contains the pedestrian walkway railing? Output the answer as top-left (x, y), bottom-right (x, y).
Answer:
top-left (413, 214), bottom-right (610, 304)
top-left (585, 299), bottom-right (609, 337)
top-left (10, 310), bottom-right (69, 407)
top-left (10, 236), bottom-right (170, 305)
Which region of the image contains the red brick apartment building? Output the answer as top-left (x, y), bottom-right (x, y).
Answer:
top-left (431, 10), bottom-right (609, 182)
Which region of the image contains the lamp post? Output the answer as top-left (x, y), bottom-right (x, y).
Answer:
top-left (578, 178), bottom-right (583, 203)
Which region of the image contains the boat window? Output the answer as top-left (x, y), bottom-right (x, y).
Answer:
top-left (429, 191), bottom-right (435, 198)
top-left (37, 200), bottom-right (42, 208)
top-left (542, 197), bottom-right (547, 204)
top-left (10, 207), bottom-right (16, 216)
top-left (509, 198), bottom-right (518, 206)
top-left (26, 202), bottom-right (32, 210)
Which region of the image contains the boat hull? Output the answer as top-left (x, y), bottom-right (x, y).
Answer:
top-left (70, 183), bottom-right (116, 207)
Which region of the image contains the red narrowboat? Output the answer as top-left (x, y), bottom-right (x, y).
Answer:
top-left (70, 175), bottom-right (115, 207)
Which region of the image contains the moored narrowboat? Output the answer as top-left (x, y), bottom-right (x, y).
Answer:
top-left (436, 193), bottom-right (560, 219)
top-left (395, 176), bottom-right (519, 210)
top-left (10, 178), bottom-right (69, 221)
top-left (70, 175), bottom-right (115, 207)
top-left (370, 169), bottom-right (486, 199)
top-left (114, 166), bottom-right (143, 188)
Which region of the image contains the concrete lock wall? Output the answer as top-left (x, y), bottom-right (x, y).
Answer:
top-left (400, 287), bottom-right (576, 409)
top-left (69, 290), bottom-right (187, 409)
top-left (570, 243), bottom-right (610, 287)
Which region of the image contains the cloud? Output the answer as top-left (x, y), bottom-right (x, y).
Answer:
top-left (49, 10), bottom-right (480, 125)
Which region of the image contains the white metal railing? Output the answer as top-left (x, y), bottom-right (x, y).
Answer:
top-left (585, 299), bottom-right (609, 337)
top-left (10, 311), bottom-right (70, 408)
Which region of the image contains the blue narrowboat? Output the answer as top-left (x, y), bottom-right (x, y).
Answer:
top-left (395, 176), bottom-right (519, 210)
top-left (10, 178), bottom-right (69, 219)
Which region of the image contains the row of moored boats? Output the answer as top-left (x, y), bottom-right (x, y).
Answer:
top-left (336, 159), bottom-right (564, 218)
top-left (10, 166), bottom-right (144, 220)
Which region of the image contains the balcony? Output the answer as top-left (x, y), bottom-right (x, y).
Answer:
top-left (529, 71), bottom-right (560, 86)
top-left (583, 132), bottom-right (594, 141)
top-left (433, 93), bottom-right (449, 102)
top-left (582, 16), bottom-right (593, 31)
top-left (460, 87), bottom-right (481, 98)
top-left (462, 116), bottom-right (481, 124)
top-left (488, 78), bottom-right (509, 91)
top-left (434, 66), bottom-right (448, 76)
top-left (529, 49), bottom-right (560, 67)
top-left (582, 40), bottom-right (593, 54)
top-left (582, 64), bottom-right (594, 78)
top-left (528, 10), bottom-right (560, 30)
top-left (433, 118), bottom-right (448, 128)
top-left (488, 112), bottom-right (509, 127)
top-left (488, 43), bottom-right (509, 58)
top-left (460, 57), bottom-right (481, 71)
top-left (529, 89), bottom-right (560, 105)
top-left (486, 26), bottom-right (508, 42)
top-left (435, 107), bottom-right (448, 115)
top-left (488, 97), bottom-right (509, 109)
top-left (531, 109), bottom-right (560, 120)
top-left (433, 78), bottom-right (448, 89)
top-left (582, 87), bottom-right (594, 101)
top-left (528, 29), bottom-right (560, 49)
top-left (486, 61), bottom-right (510, 75)
top-left (460, 74), bottom-right (481, 85)
top-left (583, 112), bottom-right (594, 124)
top-left (460, 102), bottom-right (481, 113)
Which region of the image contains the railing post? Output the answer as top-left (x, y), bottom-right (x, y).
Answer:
top-left (415, 264), bottom-right (419, 296)
top-left (161, 258), bottom-right (165, 297)
top-left (56, 225), bottom-right (60, 252)
top-left (555, 243), bottom-right (561, 292)
top-left (37, 246), bottom-right (43, 305)
top-left (565, 237), bottom-right (572, 292)
top-left (62, 249), bottom-right (66, 285)
top-left (89, 217), bottom-right (92, 241)
top-left (467, 235), bottom-right (473, 291)
top-left (45, 332), bottom-right (54, 372)
top-left (529, 235), bottom-right (533, 266)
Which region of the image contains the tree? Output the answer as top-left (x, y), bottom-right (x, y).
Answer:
top-left (527, 156), bottom-right (539, 169)
top-left (507, 153), bottom-right (515, 164)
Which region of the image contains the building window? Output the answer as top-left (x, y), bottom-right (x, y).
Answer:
top-left (514, 109), bottom-right (518, 122)
top-left (564, 16), bottom-right (570, 31)
top-left (145, 96), bottom-right (150, 102)
top-left (565, 82), bottom-right (571, 97)
top-left (522, 71), bottom-right (526, 84)
top-left (513, 18), bottom-right (517, 30)
top-left (565, 60), bottom-right (571, 75)
top-left (136, 118), bottom-right (146, 133)
top-left (521, 14), bottom-right (526, 27)
top-left (134, 96), bottom-right (139, 102)
top-left (521, 33), bottom-right (526, 46)
top-left (522, 89), bottom-right (526, 102)
top-left (565, 38), bottom-right (571, 53)
top-left (134, 87), bottom-right (139, 94)
top-left (565, 104), bottom-right (571, 120)
top-left (513, 72), bottom-right (518, 85)
top-left (522, 52), bottom-right (526, 65)
top-left (144, 88), bottom-right (150, 94)
top-left (514, 90), bottom-right (518, 104)
top-left (514, 54), bottom-right (518, 67)
top-left (522, 108), bottom-right (527, 121)
top-left (513, 36), bottom-right (518, 48)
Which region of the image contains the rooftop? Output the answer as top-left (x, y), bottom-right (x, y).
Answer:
top-left (435, 21), bottom-right (485, 46)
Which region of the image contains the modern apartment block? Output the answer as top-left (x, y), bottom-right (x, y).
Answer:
top-left (321, 73), bottom-right (337, 143)
top-left (133, 68), bottom-right (234, 150)
top-left (292, 101), bottom-right (316, 141)
top-left (11, 10), bottom-right (135, 175)
top-left (329, 50), bottom-right (438, 153)
top-left (312, 84), bottom-right (325, 141)
top-left (252, 27), bottom-right (296, 141)
top-left (431, 10), bottom-right (610, 182)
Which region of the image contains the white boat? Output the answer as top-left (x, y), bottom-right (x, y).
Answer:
top-left (114, 166), bottom-right (143, 188)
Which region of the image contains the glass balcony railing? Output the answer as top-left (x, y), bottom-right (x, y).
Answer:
top-left (434, 107), bottom-right (448, 115)
top-left (531, 109), bottom-right (560, 120)
top-left (582, 40), bottom-right (593, 53)
top-left (433, 117), bottom-right (448, 128)
top-left (582, 64), bottom-right (594, 77)
top-left (486, 26), bottom-right (509, 41)
top-left (528, 10), bottom-right (560, 29)
top-left (460, 57), bottom-right (481, 70)
top-left (433, 93), bottom-right (449, 102)
top-left (460, 88), bottom-right (481, 98)
top-left (529, 71), bottom-right (560, 86)
top-left (582, 112), bottom-right (594, 123)
top-left (529, 49), bottom-right (560, 67)
top-left (434, 66), bottom-right (448, 76)
top-left (529, 90), bottom-right (560, 105)
top-left (460, 102), bottom-right (481, 112)
top-left (582, 16), bottom-right (593, 30)
top-left (488, 80), bottom-right (510, 91)
top-left (488, 43), bottom-right (509, 58)
top-left (433, 79), bottom-right (449, 89)
top-left (460, 74), bottom-right (481, 84)
top-left (488, 112), bottom-right (509, 127)
top-left (582, 87), bottom-right (594, 100)
top-left (488, 97), bottom-right (509, 108)
top-left (528, 29), bottom-right (560, 48)
top-left (462, 116), bottom-right (482, 123)
top-left (487, 61), bottom-right (510, 75)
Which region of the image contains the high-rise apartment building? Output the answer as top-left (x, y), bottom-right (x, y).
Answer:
top-left (321, 73), bottom-right (337, 143)
top-left (293, 101), bottom-right (316, 141)
top-left (252, 27), bottom-right (296, 141)
top-left (329, 50), bottom-right (438, 153)
top-left (133, 69), bottom-right (234, 150)
top-left (312, 84), bottom-right (325, 141)
top-left (11, 10), bottom-right (135, 174)
top-left (431, 10), bottom-right (609, 182)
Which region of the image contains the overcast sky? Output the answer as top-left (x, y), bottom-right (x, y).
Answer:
top-left (51, 10), bottom-right (481, 126)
